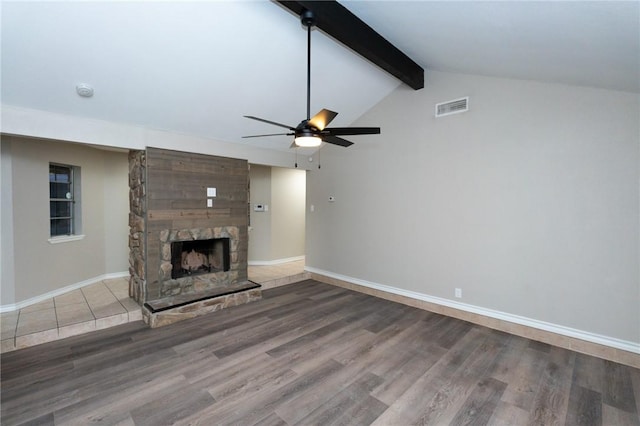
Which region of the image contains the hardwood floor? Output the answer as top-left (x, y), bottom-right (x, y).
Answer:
top-left (1, 280), bottom-right (639, 425)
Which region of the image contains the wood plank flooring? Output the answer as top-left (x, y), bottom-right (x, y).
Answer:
top-left (1, 280), bottom-right (639, 425)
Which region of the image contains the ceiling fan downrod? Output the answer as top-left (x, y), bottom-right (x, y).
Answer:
top-left (301, 9), bottom-right (315, 122)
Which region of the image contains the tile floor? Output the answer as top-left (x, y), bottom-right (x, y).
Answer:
top-left (1, 260), bottom-right (308, 353)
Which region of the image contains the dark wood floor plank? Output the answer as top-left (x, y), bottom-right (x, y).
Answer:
top-left (500, 346), bottom-right (550, 411)
top-left (565, 383), bottom-right (602, 426)
top-left (265, 294), bottom-right (388, 359)
top-left (487, 400), bottom-right (530, 424)
top-left (200, 354), bottom-right (299, 405)
top-left (180, 359), bottom-right (345, 425)
top-left (53, 373), bottom-right (190, 425)
top-left (412, 329), bottom-right (510, 425)
top-left (527, 347), bottom-right (575, 425)
top-left (572, 352), bottom-right (604, 393)
top-left (129, 385), bottom-right (215, 425)
top-left (602, 403), bottom-right (640, 426)
top-left (448, 377), bottom-right (508, 426)
top-left (370, 326), bottom-right (491, 425)
top-left (603, 360), bottom-right (638, 413)
top-left (250, 412), bottom-right (288, 426)
top-left (294, 372), bottom-right (387, 426)
top-left (0, 280), bottom-right (638, 426)
top-left (371, 350), bottom-right (444, 406)
top-left (14, 412), bottom-right (55, 426)
top-left (632, 367), bottom-right (640, 425)
top-left (489, 333), bottom-right (529, 382)
top-left (275, 364), bottom-right (384, 424)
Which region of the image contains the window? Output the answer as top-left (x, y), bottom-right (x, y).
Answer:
top-left (49, 163), bottom-right (81, 237)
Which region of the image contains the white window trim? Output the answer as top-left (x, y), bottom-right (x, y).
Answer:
top-left (48, 234), bottom-right (86, 244)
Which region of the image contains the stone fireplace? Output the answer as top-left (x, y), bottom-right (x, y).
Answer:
top-left (128, 148), bottom-right (261, 327)
top-left (170, 237), bottom-right (230, 280)
top-left (158, 227), bottom-right (236, 297)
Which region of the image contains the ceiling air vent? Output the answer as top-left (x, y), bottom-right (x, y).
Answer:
top-left (435, 97), bottom-right (469, 117)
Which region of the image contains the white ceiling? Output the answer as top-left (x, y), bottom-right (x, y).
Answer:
top-left (2, 1), bottom-right (638, 152)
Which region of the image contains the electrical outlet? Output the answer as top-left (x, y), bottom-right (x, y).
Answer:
top-left (455, 288), bottom-right (462, 298)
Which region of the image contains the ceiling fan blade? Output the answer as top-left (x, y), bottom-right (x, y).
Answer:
top-left (324, 127), bottom-right (381, 136)
top-left (323, 135), bottom-right (354, 147)
top-left (242, 133), bottom-right (292, 138)
top-left (244, 115), bottom-right (296, 130)
top-left (308, 109), bottom-right (338, 131)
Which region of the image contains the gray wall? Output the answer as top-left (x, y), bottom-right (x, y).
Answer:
top-left (1, 136), bottom-right (129, 304)
top-left (270, 167), bottom-right (306, 260)
top-left (248, 165), bottom-right (306, 263)
top-left (248, 165), bottom-right (272, 261)
top-left (306, 71), bottom-right (639, 344)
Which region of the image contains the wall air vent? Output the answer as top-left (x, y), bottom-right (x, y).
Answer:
top-left (435, 97), bottom-right (469, 117)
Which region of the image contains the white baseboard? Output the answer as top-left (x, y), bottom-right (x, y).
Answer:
top-left (248, 255), bottom-right (305, 266)
top-left (0, 271), bottom-right (129, 313)
top-left (305, 266), bottom-right (640, 356)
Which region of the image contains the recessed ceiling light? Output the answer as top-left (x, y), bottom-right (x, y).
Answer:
top-left (76, 83), bottom-right (94, 98)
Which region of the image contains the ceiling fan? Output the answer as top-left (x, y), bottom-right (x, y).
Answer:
top-left (242, 9), bottom-right (381, 148)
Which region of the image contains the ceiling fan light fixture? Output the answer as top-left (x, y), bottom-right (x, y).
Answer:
top-left (294, 135), bottom-right (322, 147)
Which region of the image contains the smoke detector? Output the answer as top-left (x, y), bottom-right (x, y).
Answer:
top-left (76, 83), bottom-right (94, 98)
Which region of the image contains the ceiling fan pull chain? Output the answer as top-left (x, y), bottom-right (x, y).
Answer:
top-left (295, 147), bottom-right (298, 168)
top-left (318, 146), bottom-right (321, 169)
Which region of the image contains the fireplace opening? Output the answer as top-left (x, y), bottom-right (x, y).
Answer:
top-left (171, 238), bottom-right (230, 279)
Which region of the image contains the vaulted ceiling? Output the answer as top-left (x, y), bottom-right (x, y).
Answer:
top-left (2, 1), bottom-right (638, 152)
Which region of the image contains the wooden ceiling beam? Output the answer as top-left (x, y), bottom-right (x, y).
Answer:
top-left (275, 0), bottom-right (424, 90)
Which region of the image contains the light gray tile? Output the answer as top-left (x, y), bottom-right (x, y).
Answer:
top-left (16, 308), bottom-right (57, 336)
top-left (1, 338), bottom-right (16, 353)
top-left (58, 320), bottom-right (96, 339)
top-left (55, 289), bottom-right (86, 307)
top-left (1, 311), bottom-right (19, 340)
top-left (119, 297), bottom-right (142, 313)
top-left (96, 313), bottom-right (128, 330)
top-left (56, 302), bottom-right (95, 327)
top-left (16, 329), bottom-right (58, 349)
top-left (20, 299), bottom-right (54, 313)
top-left (90, 301), bottom-right (127, 319)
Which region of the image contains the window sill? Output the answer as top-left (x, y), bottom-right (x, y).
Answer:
top-left (48, 234), bottom-right (85, 244)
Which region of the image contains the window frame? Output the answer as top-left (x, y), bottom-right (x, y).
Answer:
top-left (49, 162), bottom-right (83, 242)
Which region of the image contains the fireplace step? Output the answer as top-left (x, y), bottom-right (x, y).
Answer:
top-left (142, 281), bottom-right (262, 328)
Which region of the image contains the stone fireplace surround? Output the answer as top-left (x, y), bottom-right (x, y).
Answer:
top-left (128, 148), bottom-right (261, 328)
top-left (159, 226), bottom-right (238, 297)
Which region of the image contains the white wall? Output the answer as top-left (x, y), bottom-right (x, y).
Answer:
top-left (306, 71), bottom-right (639, 346)
top-left (1, 136), bottom-right (129, 304)
top-left (248, 165), bottom-right (306, 263)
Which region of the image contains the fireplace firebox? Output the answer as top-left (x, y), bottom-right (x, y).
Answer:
top-left (171, 238), bottom-right (230, 279)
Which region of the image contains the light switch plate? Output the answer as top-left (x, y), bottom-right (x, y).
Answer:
top-left (207, 199), bottom-right (213, 208)
top-left (207, 187), bottom-right (216, 197)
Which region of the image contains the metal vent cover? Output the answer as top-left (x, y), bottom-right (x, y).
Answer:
top-left (435, 97), bottom-right (469, 117)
